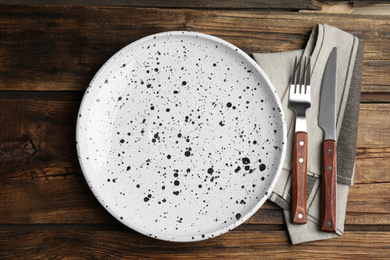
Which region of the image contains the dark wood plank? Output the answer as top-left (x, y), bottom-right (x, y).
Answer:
top-left (0, 91), bottom-right (84, 101)
top-left (0, 0), bottom-right (322, 10)
top-left (0, 100), bottom-right (114, 224)
top-left (324, 0), bottom-right (390, 7)
top-left (1, 0), bottom-right (386, 9)
top-left (0, 230), bottom-right (389, 259)
top-left (0, 101), bottom-right (389, 225)
top-left (0, 5), bottom-right (389, 101)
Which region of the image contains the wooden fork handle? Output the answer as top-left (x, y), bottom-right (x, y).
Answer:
top-left (321, 139), bottom-right (337, 232)
top-left (292, 131), bottom-right (307, 224)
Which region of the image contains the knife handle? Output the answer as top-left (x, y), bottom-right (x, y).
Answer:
top-left (321, 139), bottom-right (337, 232)
top-left (292, 131), bottom-right (307, 224)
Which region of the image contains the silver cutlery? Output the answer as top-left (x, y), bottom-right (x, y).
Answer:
top-left (289, 56), bottom-right (311, 224)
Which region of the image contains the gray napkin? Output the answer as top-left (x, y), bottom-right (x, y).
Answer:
top-left (253, 24), bottom-right (363, 244)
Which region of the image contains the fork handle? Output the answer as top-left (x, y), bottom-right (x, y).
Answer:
top-left (292, 131), bottom-right (308, 224)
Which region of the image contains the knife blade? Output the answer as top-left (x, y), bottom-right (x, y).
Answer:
top-left (318, 47), bottom-right (337, 232)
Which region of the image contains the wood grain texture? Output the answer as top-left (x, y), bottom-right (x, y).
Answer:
top-left (321, 140), bottom-right (337, 232)
top-left (324, 0), bottom-right (390, 7)
top-left (1, 230), bottom-right (390, 259)
top-left (0, 5), bottom-right (389, 100)
top-left (355, 147), bottom-right (390, 183)
top-left (0, 101), bottom-right (389, 226)
top-left (0, 4), bottom-right (389, 256)
top-left (0, 100), bottom-right (114, 224)
top-left (0, 0), bottom-right (322, 9)
top-left (0, 0), bottom-right (386, 9)
top-left (292, 132), bottom-right (308, 224)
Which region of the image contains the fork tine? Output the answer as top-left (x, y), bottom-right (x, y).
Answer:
top-left (302, 57), bottom-right (307, 93)
top-left (291, 56), bottom-right (297, 88)
top-left (296, 57), bottom-right (301, 92)
top-left (306, 57), bottom-right (311, 87)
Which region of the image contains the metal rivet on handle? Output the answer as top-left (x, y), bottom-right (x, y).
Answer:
top-left (327, 222), bottom-right (332, 227)
top-left (299, 141), bottom-right (304, 146)
top-left (298, 214), bottom-right (303, 219)
top-left (327, 149), bottom-right (332, 153)
top-left (327, 166), bottom-right (332, 170)
top-left (299, 158), bottom-right (304, 163)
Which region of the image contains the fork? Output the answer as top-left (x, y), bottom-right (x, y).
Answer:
top-left (289, 56), bottom-right (311, 224)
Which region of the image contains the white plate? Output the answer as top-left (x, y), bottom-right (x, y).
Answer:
top-left (77, 31), bottom-right (286, 242)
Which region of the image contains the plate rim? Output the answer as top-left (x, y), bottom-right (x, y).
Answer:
top-left (76, 30), bottom-right (287, 242)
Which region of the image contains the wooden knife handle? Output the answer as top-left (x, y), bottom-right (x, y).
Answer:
top-left (321, 139), bottom-right (337, 232)
top-left (292, 131), bottom-right (307, 224)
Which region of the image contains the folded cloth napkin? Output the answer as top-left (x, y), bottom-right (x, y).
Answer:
top-left (253, 24), bottom-right (364, 244)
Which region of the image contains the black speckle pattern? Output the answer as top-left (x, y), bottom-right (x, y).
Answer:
top-left (76, 31), bottom-right (286, 242)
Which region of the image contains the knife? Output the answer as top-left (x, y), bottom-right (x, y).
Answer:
top-left (318, 47), bottom-right (337, 232)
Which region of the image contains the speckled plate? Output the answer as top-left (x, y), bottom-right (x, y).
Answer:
top-left (76, 31), bottom-right (286, 242)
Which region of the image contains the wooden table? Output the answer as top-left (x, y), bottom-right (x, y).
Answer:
top-left (1, 1), bottom-right (389, 258)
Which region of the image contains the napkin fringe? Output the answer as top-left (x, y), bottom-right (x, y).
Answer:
top-left (336, 39), bottom-right (364, 186)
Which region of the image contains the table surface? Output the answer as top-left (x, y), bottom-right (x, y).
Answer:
top-left (0, 1), bottom-right (389, 259)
